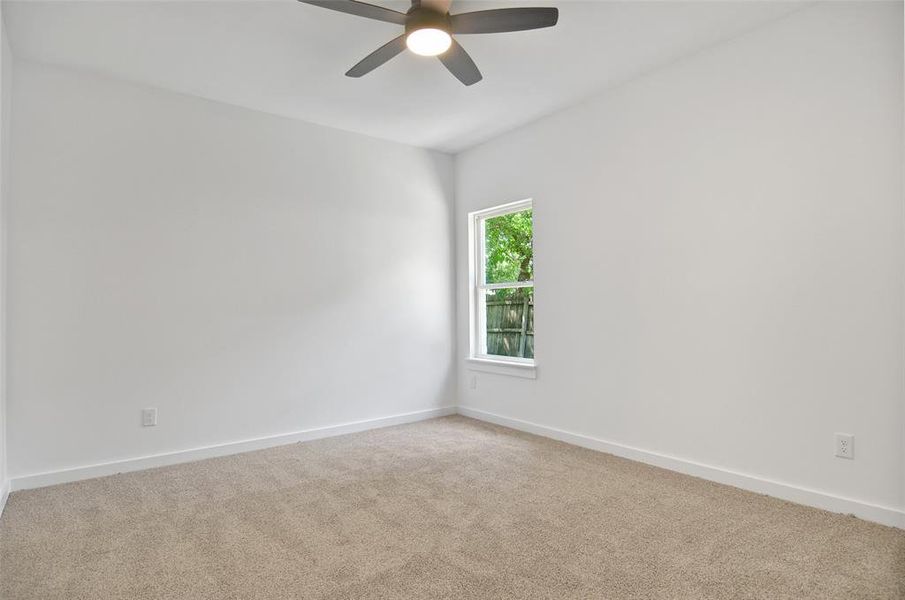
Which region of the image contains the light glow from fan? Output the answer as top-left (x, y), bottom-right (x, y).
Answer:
top-left (406, 28), bottom-right (452, 56)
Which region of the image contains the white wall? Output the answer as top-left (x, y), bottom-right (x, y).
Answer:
top-left (456, 2), bottom-right (904, 520)
top-left (7, 60), bottom-right (455, 480)
top-left (0, 4), bottom-right (11, 507)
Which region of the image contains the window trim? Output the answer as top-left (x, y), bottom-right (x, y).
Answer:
top-left (467, 199), bottom-right (536, 376)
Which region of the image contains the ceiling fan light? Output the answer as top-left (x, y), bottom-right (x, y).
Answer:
top-left (406, 28), bottom-right (452, 56)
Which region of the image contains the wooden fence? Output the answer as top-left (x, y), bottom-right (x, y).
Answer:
top-left (486, 295), bottom-right (534, 359)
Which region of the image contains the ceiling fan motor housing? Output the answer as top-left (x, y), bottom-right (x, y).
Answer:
top-left (405, 8), bottom-right (451, 36)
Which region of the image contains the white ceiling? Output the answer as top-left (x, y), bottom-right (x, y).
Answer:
top-left (4, 0), bottom-right (802, 152)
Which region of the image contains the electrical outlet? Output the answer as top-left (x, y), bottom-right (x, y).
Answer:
top-left (835, 433), bottom-right (853, 459)
top-left (142, 408), bottom-right (158, 427)
top-left (469, 375), bottom-right (477, 390)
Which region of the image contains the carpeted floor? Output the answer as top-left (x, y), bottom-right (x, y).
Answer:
top-left (1, 416), bottom-right (903, 600)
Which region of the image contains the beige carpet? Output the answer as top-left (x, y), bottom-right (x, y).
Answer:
top-left (1, 416), bottom-right (903, 600)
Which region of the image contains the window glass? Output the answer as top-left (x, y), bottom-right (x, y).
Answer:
top-left (484, 209), bottom-right (533, 284)
top-left (484, 287), bottom-right (534, 359)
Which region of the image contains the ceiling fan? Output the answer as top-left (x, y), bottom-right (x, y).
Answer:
top-left (297, 0), bottom-right (559, 86)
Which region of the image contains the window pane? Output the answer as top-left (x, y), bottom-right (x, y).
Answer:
top-left (484, 287), bottom-right (534, 359)
top-left (484, 209), bottom-right (533, 284)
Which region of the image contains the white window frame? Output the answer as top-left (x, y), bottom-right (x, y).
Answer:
top-left (466, 199), bottom-right (536, 379)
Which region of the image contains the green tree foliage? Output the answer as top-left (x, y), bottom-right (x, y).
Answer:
top-left (485, 209), bottom-right (533, 299)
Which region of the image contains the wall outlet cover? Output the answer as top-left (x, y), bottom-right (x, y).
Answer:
top-left (142, 408), bottom-right (158, 427)
top-left (834, 433), bottom-right (853, 459)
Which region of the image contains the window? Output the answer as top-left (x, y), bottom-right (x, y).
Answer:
top-left (468, 200), bottom-right (535, 375)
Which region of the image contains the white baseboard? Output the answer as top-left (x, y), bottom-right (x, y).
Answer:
top-left (9, 404), bottom-right (903, 531)
top-left (10, 406), bottom-right (456, 492)
top-left (0, 479), bottom-right (9, 517)
top-left (457, 406), bottom-right (905, 530)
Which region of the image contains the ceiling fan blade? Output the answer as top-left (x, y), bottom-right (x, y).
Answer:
top-left (450, 8), bottom-right (559, 34)
top-left (298, 0), bottom-right (407, 25)
top-left (439, 39), bottom-right (482, 86)
top-left (346, 35), bottom-right (407, 78)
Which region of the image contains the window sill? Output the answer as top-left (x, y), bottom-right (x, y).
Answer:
top-left (465, 357), bottom-right (537, 379)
